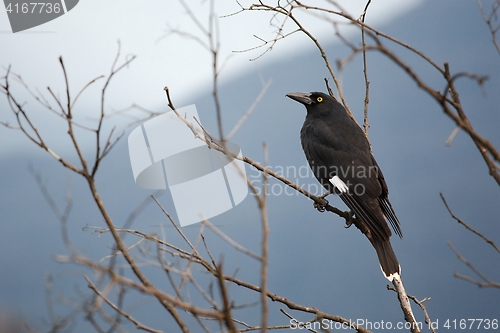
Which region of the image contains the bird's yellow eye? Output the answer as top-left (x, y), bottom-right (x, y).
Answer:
top-left (317, 97), bottom-right (323, 102)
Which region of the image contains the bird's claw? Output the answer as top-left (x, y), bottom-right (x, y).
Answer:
top-left (344, 210), bottom-right (355, 228)
top-left (314, 198), bottom-right (329, 212)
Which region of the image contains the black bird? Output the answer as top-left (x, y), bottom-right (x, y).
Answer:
top-left (287, 91), bottom-right (402, 280)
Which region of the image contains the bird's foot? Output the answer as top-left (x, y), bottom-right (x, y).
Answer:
top-left (344, 210), bottom-right (355, 228)
top-left (314, 196), bottom-right (329, 212)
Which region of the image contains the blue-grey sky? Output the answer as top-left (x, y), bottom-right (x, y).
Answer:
top-left (1, 1), bottom-right (499, 332)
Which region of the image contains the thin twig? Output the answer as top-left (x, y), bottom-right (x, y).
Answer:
top-left (204, 220), bottom-right (261, 261)
top-left (387, 286), bottom-right (435, 333)
top-left (448, 242), bottom-right (500, 288)
top-left (259, 143), bottom-right (270, 333)
top-left (478, 0), bottom-right (500, 56)
top-left (360, 0), bottom-right (371, 138)
top-left (440, 193), bottom-right (500, 254)
top-left (85, 276), bottom-right (164, 333)
top-left (280, 309), bottom-right (317, 333)
top-left (227, 78), bottom-right (272, 140)
top-left (215, 262), bottom-right (238, 332)
top-left (84, 226), bottom-right (371, 332)
top-left (151, 195), bottom-right (199, 255)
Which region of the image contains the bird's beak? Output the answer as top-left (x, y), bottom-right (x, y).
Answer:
top-left (286, 92), bottom-right (312, 105)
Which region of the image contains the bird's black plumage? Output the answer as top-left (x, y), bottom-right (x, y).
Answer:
top-left (287, 91), bottom-right (402, 279)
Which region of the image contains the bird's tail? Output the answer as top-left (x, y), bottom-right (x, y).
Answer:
top-left (372, 238), bottom-right (400, 281)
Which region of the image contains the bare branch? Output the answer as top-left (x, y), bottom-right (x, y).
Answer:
top-left (84, 225), bottom-right (370, 332)
top-left (58, 255), bottom-right (225, 320)
top-left (151, 195), bottom-right (200, 256)
top-left (279, 309), bottom-right (317, 333)
top-left (478, 0), bottom-right (500, 56)
top-left (387, 286), bottom-right (435, 333)
top-left (391, 276), bottom-right (421, 333)
top-left (360, 0), bottom-right (371, 138)
top-left (85, 276), bottom-right (164, 333)
top-left (259, 143), bottom-right (270, 333)
top-left (440, 193), bottom-right (500, 254)
top-left (227, 78), bottom-right (272, 140)
top-left (93, 41), bottom-right (137, 177)
top-left (448, 242), bottom-right (500, 289)
top-left (204, 220), bottom-right (262, 261)
top-left (215, 262), bottom-right (238, 332)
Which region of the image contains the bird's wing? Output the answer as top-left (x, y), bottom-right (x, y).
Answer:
top-left (371, 155), bottom-right (403, 238)
top-left (302, 127), bottom-right (392, 241)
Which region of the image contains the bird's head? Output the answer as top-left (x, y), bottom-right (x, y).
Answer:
top-left (286, 91), bottom-right (341, 117)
